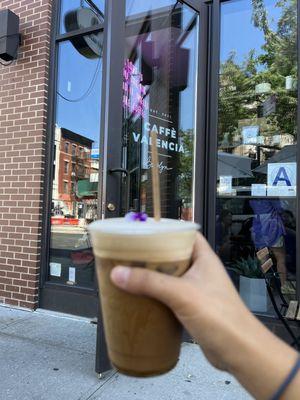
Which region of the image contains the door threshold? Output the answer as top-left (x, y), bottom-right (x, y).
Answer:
top-left (35, 308), bottom-right (94, 323)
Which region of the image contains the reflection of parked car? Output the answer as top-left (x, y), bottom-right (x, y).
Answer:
top-left (64, 214), bottom-right (75, 218)
top-left (51, 216), bottom-right (79, 226)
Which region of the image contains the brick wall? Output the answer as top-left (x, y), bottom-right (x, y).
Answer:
top-left (0, 0), bottom-right (52, 308)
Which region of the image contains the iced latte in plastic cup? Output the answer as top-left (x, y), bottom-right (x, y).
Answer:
top-left (88, 216), bottom-right (199, 377)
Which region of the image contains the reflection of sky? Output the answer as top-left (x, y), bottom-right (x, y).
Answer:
top-left (126, 2), bottom-right (198, 131)
top-left (221, 0), bottom-right (282, 65)
top-left (56, 41), bottom-right (102, 149)
top-left (57, 1), bottom-right (287, 147)
top-left (126, 0), bottom-right (174, 16)
top-left (57, 2), bottom-right (197, 146)
top-left (179, 8), bottom-right (198, 132)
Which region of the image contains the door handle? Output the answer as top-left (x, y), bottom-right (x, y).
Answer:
top-left (108, 168), bottom-right (128, 176)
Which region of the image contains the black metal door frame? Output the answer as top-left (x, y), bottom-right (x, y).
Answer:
top-left (205, 0), bottom-right (219, 247)
top-left (296, 0), bottom-right (300, 299)
top-left (39, 0), bottom-right (104, 317)
top-left (95, 0), bottom-right (126, 375)
top-left (99, 0), bottom-right (209, 224)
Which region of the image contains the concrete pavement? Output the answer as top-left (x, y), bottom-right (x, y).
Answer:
top-left (0, 306), bottom-right (252, 400)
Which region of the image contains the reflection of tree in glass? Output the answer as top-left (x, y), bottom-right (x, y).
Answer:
top-left (178, 129), bottom-right (193, 205)
top-left (219, 0), bottom-right (297, 146)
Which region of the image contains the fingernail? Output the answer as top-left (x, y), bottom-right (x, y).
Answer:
top-left (111, 266), bottom-right (131, 287)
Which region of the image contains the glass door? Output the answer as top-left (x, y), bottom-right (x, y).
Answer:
top-left (119, 0), bottom-right (200, 220)
top-left (41, 0), bottom-right (205, 318)
top-left (92, 0), bottom-right (204, 372)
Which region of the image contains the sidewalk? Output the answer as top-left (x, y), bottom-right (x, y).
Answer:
top-left (0, 306), bottom-right (252, 400)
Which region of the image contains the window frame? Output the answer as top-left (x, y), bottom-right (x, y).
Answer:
top-left (207, 0), bottom-right (300, 300)
top-left (64, 160), bottom-right (69, 174)
top-left (64, 141), bottom-right (69, 153)
top-left (40, 0), bottom-right (104, 301)
top-left (63, 180), bottom-right (69, 194)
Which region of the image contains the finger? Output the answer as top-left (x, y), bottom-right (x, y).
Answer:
top-left (189, 233), bottom-right (229, 278)
top-left (110, 266), bottom-right (187, 309)
top-left (192, 232), bottom-right (215, 261)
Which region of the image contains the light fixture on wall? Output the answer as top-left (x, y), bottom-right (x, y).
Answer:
top-left (140, 40), bottom-right (190, 91)
top-left (0, 9), bottom-right (21, 65)
top-left (64, 1), bottom-right (103, 59)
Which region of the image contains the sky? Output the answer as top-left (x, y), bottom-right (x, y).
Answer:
top-left (221, 0), bottom-right (282, 64)
top-left (56, 0), bottom-right (287, 146)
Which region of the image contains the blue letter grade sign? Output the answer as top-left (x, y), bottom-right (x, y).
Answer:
top-left (267, 162), bottom-right (296, 197)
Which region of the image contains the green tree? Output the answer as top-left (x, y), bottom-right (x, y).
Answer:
top-left (219, 0), bottom-right (297, 144)
top-left (178, 129), bottom-right (194, 204)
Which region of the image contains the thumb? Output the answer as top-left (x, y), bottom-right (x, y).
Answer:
top-left (110, 266), bottom-right (187, 310)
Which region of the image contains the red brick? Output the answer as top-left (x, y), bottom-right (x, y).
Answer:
top-left (12, 279), bottom-right (27, 287)
top-left (6, 272), bottom-right (21, 279)
top-left (0, 0), bottom-right (51, 310)
top-left (5, 285), bottom-right (20, 293)
top-left (12, 292), bottom-right (27, 301)
top-left (21, 273), bottom-right (37, 281)
top-left (0, 265), bottom-right (13, 274)
top-left (0, 290), bottom-right (11, 298)
top-left (0, 277), bottom-right (13, 285)
top-left (14, 266), bottom-right (29, 273)
top-left (19, 301), bottom-right (35, 309)
top-left (22, 287), bottom-right (38, 295)
top-left (5, 299), bottom-right (19, 306)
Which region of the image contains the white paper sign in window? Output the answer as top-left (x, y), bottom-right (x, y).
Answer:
top-left (267, 162), bottom-right (296, 197)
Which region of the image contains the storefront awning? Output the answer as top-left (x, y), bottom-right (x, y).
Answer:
top-left (77, 179), bottom-right (98, 198)
top-left (254, 145), bottom-right (296, 174)
top-left (218, 152), bottom-right (253, 178)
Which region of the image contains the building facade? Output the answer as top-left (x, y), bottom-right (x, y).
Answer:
top-left (0, 0), bottom-right (299, 334)
top-left (0, 0), bottom-right (52, 308)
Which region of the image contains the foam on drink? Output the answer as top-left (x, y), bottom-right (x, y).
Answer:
top-left (89, 217), bottom-right (198, 235)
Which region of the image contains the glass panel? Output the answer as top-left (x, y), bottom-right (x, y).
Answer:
top-left (49, 37), bottom-right (102, 288)
top-left (122, 0), bottom-right (199, 220)
top-left (217, 0), bottom-right (297, 313)
top-left (59, 0), bottom-right (104, 35)
top-left (126, 0), bottom-right (174, 16)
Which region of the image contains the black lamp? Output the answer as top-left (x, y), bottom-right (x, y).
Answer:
top-left (0, 9), bottom-right (21, 62)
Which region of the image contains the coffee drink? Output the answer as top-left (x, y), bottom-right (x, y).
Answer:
top-left (88, 218), bottom-right (198, 376)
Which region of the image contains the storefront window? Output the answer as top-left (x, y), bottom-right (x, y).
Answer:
top-left (217, 0), bottom-right (297, 313)
top-left (48, 27), bottom-right (102, 288)
top-left (122, 0), bottom-right (199, 220)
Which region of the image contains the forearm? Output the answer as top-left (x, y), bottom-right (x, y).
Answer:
top-left (228, 313), bottom-right (300, 399)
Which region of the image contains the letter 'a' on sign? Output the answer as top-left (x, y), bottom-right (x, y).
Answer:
top-left (273, 167), bottom-right (292, 186)
top-left (267, 162), bottom-right (297, 197)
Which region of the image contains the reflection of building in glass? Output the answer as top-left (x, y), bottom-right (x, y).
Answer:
top-left (52, 126), bottom-right (97, 219)
top-left (231, 133), bottom-right (295, 164)
top-left (123, 4), bottom-right (196, 220)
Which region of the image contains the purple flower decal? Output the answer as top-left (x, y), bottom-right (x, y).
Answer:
top-left (125, 212), bottom-right (148, 222)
